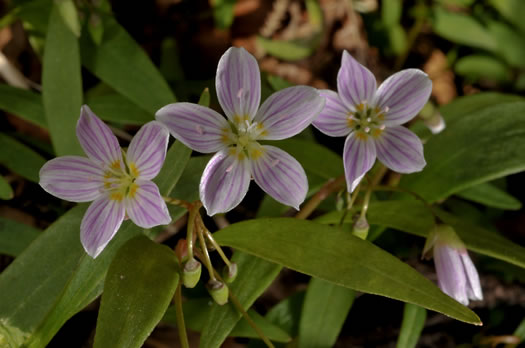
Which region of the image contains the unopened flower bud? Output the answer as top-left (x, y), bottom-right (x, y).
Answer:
top-left (222, 262), bottom-right (238, 283)
top-left (353, 216), bottom-right (369, 240)
top-left (425, 225), bottom-right (483, 305)
top-left (424, 113), bottom-right (446, 134)
top-left (182, 259), bottom-right (201, 288)
top-left (206, 279), bottom-right (229, 305)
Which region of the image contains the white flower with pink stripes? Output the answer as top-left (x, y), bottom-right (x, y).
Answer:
top-left (313, 51), bottom-right (432, 191)
top-left (39, 106), bottom-right (171, 258)
top-left (157, 47), bottom-right (325, 216)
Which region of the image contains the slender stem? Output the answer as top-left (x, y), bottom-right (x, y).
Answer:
top-left (295, 175), bottom-right (346, 220)
top-left (212, 271), bottom-right (275, 348)
top-left (204, 230), bottom-right (232, 268)
top-left (228, 288), bottom-right (275, 348)
top-left (174, 283), bottom-right (190, 348)
top-left (196, 224), bottom-right (216, 281)
top-left (186, 203), bottom-right (201, 261)
top-left (394, 2), bottom-right (427, 71)
top-left (163, 196), bottom-right (191, 209)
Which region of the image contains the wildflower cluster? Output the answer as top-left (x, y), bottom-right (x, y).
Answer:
top-left (38, 46), bottom-right (482, 306)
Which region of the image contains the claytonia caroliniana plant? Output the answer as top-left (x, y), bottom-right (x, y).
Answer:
top-left (39, 106), bottom-right (171, 258)
top-left (313, 51), bottom-right (432, 191)
top-left (424, 225), bottom-right (483, 306)
top-left (156, 46), bottom-right (325, 215)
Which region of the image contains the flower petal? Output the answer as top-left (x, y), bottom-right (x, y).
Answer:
top-left (200, 149), bottom-right (251, 216)
top-left (312, 90), bottom-right (353, 137)
top-left (124, 180), bottom-right (171, 228)
top-left (343, 132), bottom-right (376, 192)
top-left (76, 105), bottom-right (124, 169)
top-left (216, 47), bottom-right (261, 122)
top-left (434, 245), bottom-right (468, 305)
top-left (337, 51), bottom-right (377, 110)
top-left (374, 126), bottom-right (426, 173)
top-left (254, 86), bottom-right (325, 140)
top-left (80, 195), bottom-right (125, 258)
top-left (251, 145), bottom-right (307, 209)
top-left (156, 102), bottom-right (230, 153)
top-left (39, 156), bottom-right (104, 202)
top-left (374, 69), bottom-right (432, 126)
top-left (460, 251), bottom-right (483, 301)
top-left (126, 121), bottom-right (169, 180)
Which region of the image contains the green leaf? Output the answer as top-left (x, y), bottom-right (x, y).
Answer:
top-left (316, 200), bottom-right (525, 269)
top-left (198, 88), bottom-right (211, 107)
top-left (401, 101), bottom-right (525, 202)
top-left (0, 141), bottom-right (188, 348)
top-left (162, 299), bottom-right (291, 342)
top-left (154, 141), bottom-right (192, 195)
top-left (455, 55), bottom-right (510, 82)
top-left (456, 182), bottom-right (522, 210)
top-left (305, 0), bottom-right (323, 30)
top-left (42, 3), bottom-right (83, 156)
top-left (81, 15), bottom-right (176, 114)
top-left (396, 303), bottom-right (426, 348)
top-left (487, 21), bottom-right (525, 68)
top-left (93, 236), bottom-right (179, 348)
top-left (85, 93), bottom-right (152, 125)
top-left (0, 217), bottom-right (40, 257)
top-left (0, 133), bottom-right (46, 183)
top-left (0, 176), bottom-right (13, 200)
top-left (274, 138), bottom-right (343, 180)
top-left (55, 0), bottom-right (80, 37)
top-left (439, 92), bottom-right (524, 120)
top-left (257, 36), bottom-right (318, 61)
top-left (214, 218), bottom-right (481, 324)
top-left (488, 0), bottom-right (525, 34)
top-left (298, 277), bottom-right (354, 348)
top-left (212, 0), bottom-right (236, 29)
top-left (0, 85), bottom-right (45, 128)
top-left (432, 7), bottom-right (498, 52)
top-left (200, 252), bottom-right (282, 348)
top-left (382, 0), bottom-right (402, 27)
top-left (510, 317), bottom-right (525, 347)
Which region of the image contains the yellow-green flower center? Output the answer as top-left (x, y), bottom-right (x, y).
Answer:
top-left (222, 116), bottom-right (268, 160)
top-left (104, 154), bottom-right (140, 201)
top-left (348, 102), bottom-right (388, 138)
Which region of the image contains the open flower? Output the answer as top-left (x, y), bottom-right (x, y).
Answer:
top-left (39, 106), bottom-right (171, 258)
top-left (313, 51), bottom-right (432, 191)
top-left (156, 47), bottom-right (325, 215)
top-left (424, 225), bottom-right (483, 306)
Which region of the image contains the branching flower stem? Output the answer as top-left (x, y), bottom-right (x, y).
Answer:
top-left (295, 175), bottom-right (346, 220)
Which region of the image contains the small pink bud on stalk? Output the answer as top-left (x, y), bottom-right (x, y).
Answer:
top-left (222, 262), bottom-right (238, 283)
top-left (207, 279), bottom-right (229, 305)
top-left (423, 225), bottom-right (483, 306)
top-left (182, 259), bottom-right (202, 288)
top-left (352, 215), bottom-right (369, 240)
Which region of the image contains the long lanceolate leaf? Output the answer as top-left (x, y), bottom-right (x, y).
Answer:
top-left (42, 4), bottom-right (83, 156)
top-left (214, 218), bottom-right (481, 325)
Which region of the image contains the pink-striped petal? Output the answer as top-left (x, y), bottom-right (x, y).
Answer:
top-left (434, 245), bottom-right (468, 305)
top-left (374, 69), bottom-right (432, 126)
top-left (374, 126), bottom-right (426, 174)
top-left (254, 86), bottom-right (325, 140)
top-left (156, 102), bottom-right (230, 153)
top-left (199, 149), bottom-right (251, 216)
top-left (126, 121), bottom-right (169, 180)
top-left (216, 47), bottom-right (261, 122)
top-left (343, 132), bottom-right (376, 192)
top-left (39, 156), bottom-right (105, 202)
top-left (460, 251), bottom-right (483, 301)
top-left (312, 90), bottom-right (353, 137)
top-left (251, 145), bottom-right (307, 210)
top-left (337, 51), bottom-right (377, 111)
top-left (80, 195), bottom-right (125, 258)
top-left (76, 105), bottom-right (124, 169)
top-left (124, 180), bottom-right (171, 228)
